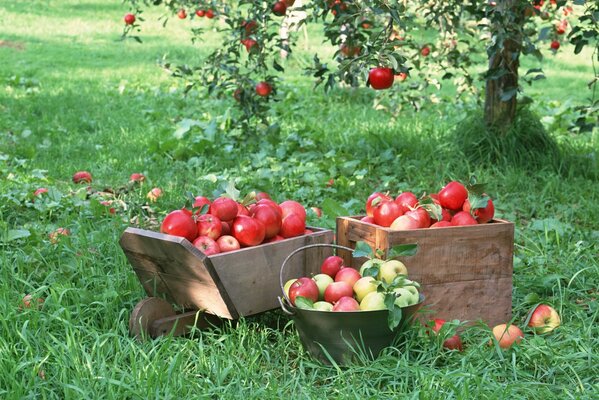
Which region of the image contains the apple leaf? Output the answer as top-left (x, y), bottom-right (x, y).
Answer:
top-left (294, 296), bottom-right (314, 310)
top-left (222, 180), bottom-right (240, 201)
top-left (387, 244), bottom-right (418, 259)
top-left (468, 193), bottom-right (490, 210)
top-left (352, 241), bottom-right (374, 259)
top-left (321, 198), bottom-right (349, 219)
top-left (385, 293), bottom-right (403, 330)
top-left (362, 265), bottom-right (380, 279)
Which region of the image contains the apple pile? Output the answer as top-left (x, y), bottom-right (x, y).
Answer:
top-left (160, 192), bottom-right (311, 255)
top-left (284, 255), bottom-right (421, 313)
top-left (362, 180), bottom-right (496, 230)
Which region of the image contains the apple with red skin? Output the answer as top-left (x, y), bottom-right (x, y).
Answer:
top-left (255, 192), bottom-right (271, 201)
top-left (193, 195), bottom-right (211, 211)
top-left (129, 173), bottom-right (145, 183)
top-left (124, 13), bottom-right (136, 25)
top-left (33, 188), bottom-right (48, 197)
top-left (491, 323), bottom-right (524, 349)
top-left (72, 171), bottom-right (92, 184)
top-left (332, 296), bottom-right (361, 312)
top-left (324, 281), bottom-right (354, 304)
top-left (49, 228), bottom-right (70, 244)
top-left (161, 210), bottom-right (198, 242)
top-left (196, 9), bottom-right (205, 17)
top-left (205, 9), bottom-right (214, 18)
top-left (272, 1), bottom-right (287, 16)
top-left (360, 216), bottom-right (375, 224)
top-left (368, 67), bottom-right (394, 90)
top-left (438, 181), bottom-right (468, 211)
top-left (310, 207), bottom-right (322, 218)
top-left (209, 197), bottom-right (238, 222)
top-left (321, 255), bottom-right (344, 278)
top-left (251, 204), bottom-right (281, 239)
top-left (404, 208), bottom-right (431, 228)
top-left (430, 221), bottom-right (452, 228)
top-left (421, 46), bottom-right (431, 56)
top-left (216, 235), bottom-right (241, 253)
top-left (366, 192), bottom-right (392, 217)
top-left (430, 319), bottom-right (464, 351)
top-left (255, 81), bottom-right (272, 97)
top-left (265, 234), bottom-right (285, 243)
top-left (177, 9), bottom-right (187, 19)
top-left (232, 215), bottom-right (265, 247)
top-left (147, 187), bottom-right (162, 202)
top-left (390, 214), bottom-right (421, 230)
top-left (279, 213), bottom-right (305, 238)
top-left (242, 19), bottom-right (258, 35)
top-left (280, 200), bottom-right (306, 220)
top-left (451, 211), bottom-right (478, 226)
top-left (550, 40), bottom-right (560, 50)
top-left (304, 229), bottom-right (313, 235)
top-left (312, 273), bottom-right (334, 300)
top-left (192, 236), bottom-right (220, 255)
top-left (256, 199), bottom-right (283, 218)
top-left (396, 72), bottom-right (408, 81)
top-left (221, 221), bottom-right (231, 236)
top-left (334, 267), bottom-right (361, 287)
top-left (373, 200), bottom-right (403, 227)
top-left (288, 277), bottom-right (319, 305)
top-left (463, 196), bottom-right (495, 223)
top-left (527, 304), bottom-right (560, 334)
top-left (236, 202), bottom-right (250, 217)
top-left (395, 192), bottom-right (418, 214)
top-left (242, 39), bottom-right (259, 53)
top-left (21, 294), bottom-right (44, 310)
top-left (196, 214), bottom-right (222, 240)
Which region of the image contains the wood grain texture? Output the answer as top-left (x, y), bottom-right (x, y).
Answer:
top-left (336, 216), bottom-right (514, 325)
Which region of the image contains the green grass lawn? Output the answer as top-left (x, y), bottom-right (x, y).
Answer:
top-left (1, 1), bottom-right (598, 398)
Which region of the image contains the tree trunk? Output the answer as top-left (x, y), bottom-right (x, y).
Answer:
top-left (484, 0), bottom-right (522, 130)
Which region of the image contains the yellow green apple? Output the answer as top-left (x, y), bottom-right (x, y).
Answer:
top-left (313, 301), bottom-right (333, 311)
top-left (353, 276), bottom-right (378, 302)
top-left (360, 292), bottom-right (387, 311)
top-left (379, 260), bottom-right (408, 284)
top-left (393, 287), bottom-right (419, 307)
top-left (359, 258), bottom-right (384, 276)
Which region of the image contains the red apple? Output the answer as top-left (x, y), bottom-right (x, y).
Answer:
top-left (324, 281), bottom-right (354, 304)
top-left (232, 215), bottom-right (265, 247)
top-left (196, 9), bottom-right (205, 17)
top-left (491, 323), bottom-right (524, 349)
top-left (550, 40), bottom-right (560, 50)
top-left (438, 181), bottom-right (468, 211)
top-left (209, 197), bottom-right (239, 222)
top-left (279, 200), bottom-right (306, 220)
top-left (196, 214), bottom-right (222, 240)
top-left (332, 296), bottom-right (361, 312)
top-left (451, 211), bottom-right (478, 226)
top-left (129, 173), bottom-right (145, 183)
top-left (404, 208), bottom-right (431, 228)
top-left (279, 213), bottom-right (305, 238)
top-left (205, 9), bottom-right (214, 18)
top-left (147, 187), bottom-right (162, 202)
top-left (255, 191), bottom-right (271, 201)
top-left (373, 200), bottom-right (403, 227)
top-left (334, 267), bottom-right (361, 288)
top-left (360, 216), bottom-right (375, 224)
top-left (193, 195), bottom-right (211, 211)
top-left (49, 228), bottom-right (70, 244)
top-left (463, 196), bottom-right (495, 224)
top-left (321, 255), bottom-right (344, 278)
top-left (310, 207), bottom-right (322, 218)
top-left (192, 236), bottom-right (220, 255)
top-left (421, 46), bottom-right (431, 56)
top-left (216, 235), bottom-right (241, 253)
top-left (177, 9), bottom-right (187, 19)
top-left (288, 277), bottom-right (319, 305)
top-left (366, 192), bottom-right (392, 217)
top-left (237, 202), bottom-right (250, 217)
top-left (124, 13), bottom-right (136, 25)
top-left (265, 234), bottom-right (285, 243)
top-left (161, 210), bottom-right (198, 242)
top-left (429, 319), bottom-right (464, 351)
top-left (527, 304), bottom-right (561, 334)
top-left (368, 67), bottom-right (394, 90)
top-left (389, 214), bottom-right (421, 230)
top-left (395, 192), bottom-right (418, 214)
top-left (251, 204), bottom-right (281, 239)
top-left (72, 171), bottom-right (92, 184)
top-left (256, 199), bottom-right (283, 218)
top-left (21, 294), bottom-right (44, 309)
top-left (221, 221), bottom-right (231, 236)
top-left (33, 188), bottom-right (48, 197)
top-left (255, 81), bottom-right (272, 97)
top-left (430, 221), bottom-right (452, 228)
top-left (272, 1), bottom-right (287, 16)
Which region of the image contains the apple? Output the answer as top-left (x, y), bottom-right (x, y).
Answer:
top-left (310, 207), bottom-right (322, 218)
top-left (491, 323), bottom-right (524, 349)
top-left (100, 200), bottom-right (116, 214)
top-left (209, 197), bottom-right (238, 222)
top-left (550, 40), bottom-right (560, 50)
top-left (272, 1), bottom-right (287, 16)
top-left (129, 173), bottom-right (145, 183)
top-left (49, 227), bottom-right (70, 244)
top-left (368, 67), bottom-right (394, 90)
top-left (255, 81), bottom-right (272, 97)
top-left (360, 216), bottom-right (375, 224)
top-left (359, 258), bottom-right (384, 276)
top-left (312, 273), bottom-right (334, 300)
top-left (463, 196), bottom-right (495, 223)
top-left (192, 236), bottom-right (220, 255)
top-left (321, 255), bottom-right (344, 278)
top-left (256, 199), bottom-right (283, 218)
top-left (124, 13), bottom-right (136, 25)
top-left (236, 203), bottom-right (250, 217)
top-left (527, 304), bottom-right (560, 334)
top-left (438, 181), bottom-right (468, 211)
top-left (421, 46), bottom-right (431, 56)
top-left (334, 267), bottom-right (361, 287)
top-left (232, 215), bottom-right (265, 247)
top-left (404, 208), bottom-right (431, 228)
top-left (373, 200), bottom-right (403, 227)
top-left (395, 192), bottom-right (419, 214)
top-left (255, 191), bottom-right (271, 201)
top-left (216, 235), bottom-right (240, 253)
top-left (304, 229), bottom-right (313, 235)
top-left (360, 291), bottom-right (386, 311)
top-left (33, 188), bottom-right (48, 197)
top-left (279, 200), bottom-right (306, 220)
top-left (288, 277), bottom-right (319, 305)
top-left (353, 276), bottom-right (378, 302)
top-left (161, 210), bottom-right (198, 242)
top-left (279, 213), bottom-right (305, 238)
top-left (429, 319), bottom-right (463, 351)
top-left (451, 211), bottom-right (478, 226)
top-left (265, 234), bottom-right (285, 243)
top-left (390, 214), bottom-right (421, 230)
top-left (379, 260), bottom-right (408, 284)
top-left (177, 9), bottom-right (187, 19)
top-left (147, 187), bottom-right (162, 202)
top-left (402, 279), bottom-right (420, 296)
top-left (196, 214), bottom-right (222, 240)
top-left (221, 221), bottom-right (231, 236)
top-left (313, 301), bottom-right (333, 311)
top-left (21, 294), bottom-right (44, 310)
top-left (332, 296), bottom-right (361, 312)
top-left (72, 171), bottom-right (92, 184)
top-left (366, 192), bottom-right (392, 217)
top-left (393, 288), bottom-right (419, 307)
top-left (324, 281), bottom-right (354, 304)
top-left (430, 221), bottom-right (452, 228)
top-left (396, 72), bottom-right (408, 81)
top-left (196, 9), bottom-right (205, 17)
top-left (193, 195), bottom-right (211, 211)
top-left (283, 278), bottom-right (297, 297)
top-left (251, 204), bottom-right (281, 239)
top-left (205, 9), bottom-right (214, 18)
top-left (241, 38), bottom-right (259, 53)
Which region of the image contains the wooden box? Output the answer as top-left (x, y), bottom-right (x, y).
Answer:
top-left (336, 217), bottom-right (514, 326)
top-left (120, 227), bottom-right (334, 320)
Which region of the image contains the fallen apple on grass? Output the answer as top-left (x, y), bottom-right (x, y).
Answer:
top-left (527, 304), bottom-right (560, 334)
top-left (490, 323), bottom-right (524, 349)
top-left (72, 171), bottom-right (92, 184)
top-left (147, 187), bottom-right (162, 202)
top-left (428, 319), bottom-right (463, 351)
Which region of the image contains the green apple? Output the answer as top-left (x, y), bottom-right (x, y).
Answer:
top-left (359, 258), bottom-right (384, 276)
top-left (402, 279), bottom-right (420, 296)
top-left (360, 292), bottom-right (387, 311)
top-left (313, 301), bottom-right (333, 311)
top-left (379, 260), bottom-right (408, 284)
top-left (393, 288), bottom-right (419, 307)
top-left (312, 274), bottom-right (334, 300)
top-left (353, 276), bottom-right (378, 302)
top-left (283, 279), bottom-right (297, 297)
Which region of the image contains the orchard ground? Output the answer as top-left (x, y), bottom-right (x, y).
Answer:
top-left (1, 1), bottom-right (598, 398)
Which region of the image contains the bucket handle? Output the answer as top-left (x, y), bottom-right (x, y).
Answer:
top-left (279, 243), bottom-right (356, 312)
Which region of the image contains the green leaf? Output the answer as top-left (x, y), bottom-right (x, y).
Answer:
top-left (295, 296), bottom-right (314, 310)
top-left (222, 180), bottom-right (240, 201)
top-left (362, 265), bottom-right (380, 278)
top-left (321, 198), bottom-right (349, 218)
top-left (3, 229), bottom-right (31, 242)
top-left (352, 241), bottom-right (374, 259)
top-left (468, 193), bottom-right (490, 210)
top-left (385, 293), bottom-right (403, 330)
top-left (387, 244), bottom-right (418, 259)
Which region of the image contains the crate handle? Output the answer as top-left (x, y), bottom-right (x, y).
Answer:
top-left (279, 243), bottom-right (356, 307)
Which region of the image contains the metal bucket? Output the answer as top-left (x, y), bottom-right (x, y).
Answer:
top-left (279, 243), bottom-right (424, 365)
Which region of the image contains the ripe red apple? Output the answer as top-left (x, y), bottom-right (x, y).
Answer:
top-left (255, 191), bottom-right (271, 201)
top-left (366, 192), bottom-right (392, 217)
top-left (310, 207), bottom-right (322, 218)
top-left (288, 277), bottom-right (319, 305)
top-left (255, 81), bottom-right (272, 97)
top-left (100, 200), bottom-right (116, 214)
top-left (451, 211), bottom-right (478, 226)
top-left (550, 40), bottom-right (560, 50)
top-left (196, 9), bottom-right (205, 17)
top-left (430, 221), bottom-right (452, 228)
top-left (192, 236), bottom-right (220, 255)
top-left (324, 281), bottom-right (354, 304)
top-left (332, 296), bottom-right (360, 312)
top-left (395, 192), bottom-right (418, 214)
top-left (242, 19), bottom-right (258, 35)
top-left (251, 204), bottom-right (281, 239)
top-left (209, 197), bottom-right (238, 222)
top-left (216, 235), bottom-right (241, 253)
top-left (147, 187), bottom-right (162, 202)
top-left (279, 200), bottom-right (306, 220)
top-left (236, 202), bottom-right (250, 217)
top-left (360, 216), bottom-right (375, 224)
top-left (72, 171), bottom-right (92, 184)
top-left (421, 46), bottom-right (431, 56)
top-left (232, 215), bottom-right (265, 247)
top-left (221, 221), bottom-right (231, 236)
top-left (124, 13), bottom-right (136, 25)
top-left (129, 173), bottom-right (145, 183)
top-left (373, 200), bottom-right (403, 227)
top-left (404, 208), bottom-right (431, 228)
top-left (389, 214), bottom-right (421, 230)
top-left (22, 294), bottom-right (44, 310)
top-left (321, 255), bottom-right (344, 278)
top-left (438, 181), bottom-right (468, 211)
top-left (265, 234), bottom-right (285, 243)
top-left (196, 214), bottom-right (222, 240)
top-left (396, 72), bottom-right (408, 81)
top-left (241, 38), bottom-right (259, 53)
top-left (368, 67), bottom-right (394, 90)
top-left (491, 323), bottom-right (524, 349)
top-left (193, 195), bottom-right (211, 211)
top-left (177, 9), bottom-right (187, 19)
top-left (430, 319), bottom-right (464, 351)
top-left (161, 210), bottom-right (198, 242)
top-left (205, 9), bottom-right (214, 18)
top-left (256, 199), bottom-right (282, 218)
top-left (527, 304), bottom-right (561, 334)
top-left (334, 267), bottom-right (361, 288)
top-left (272, 1), bottom-right (287, 16)
top-left (49, 228), bottom-right (70, 244)
top-left (33, 188), bottom-right (48, 197)
top-left (463, 196), bottom-right (495, 223)
top-left (279, 213), bottom-right (305, 238)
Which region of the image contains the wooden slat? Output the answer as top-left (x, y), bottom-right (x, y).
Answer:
top-left (149, 311), bottom-right (223, 338)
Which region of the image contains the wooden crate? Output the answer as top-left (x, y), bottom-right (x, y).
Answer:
top-left (336, 216), bottom-right (514, 326)
top-left (120, 227), bottom-right (334, 320)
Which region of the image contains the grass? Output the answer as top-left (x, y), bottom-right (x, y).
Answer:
top-left (1, 1), bottom-right (598, 398)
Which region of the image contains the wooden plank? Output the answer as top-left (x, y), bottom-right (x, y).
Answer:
top-left (131, 268), bottom-right (174, 303)
top-left (149, 311), bottom-right (223, 338)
